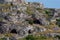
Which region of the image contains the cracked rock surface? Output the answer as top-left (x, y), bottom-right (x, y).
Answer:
top-left (0, 0), bottom-right (60, 40)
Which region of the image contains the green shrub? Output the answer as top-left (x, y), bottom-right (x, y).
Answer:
top-left (36, 8), bottom-right (42, 10)
top-left (26, 19), bottom-right (34, 25)
top-left (56, 19), bottom-right (60, 27)
top-left (25, 35), bottom-right (36, 40)
top-left (45, 10), bottom-right (51, 15)
top-left (0, 17), bottom-right (4, 21)
top-left (25, 35), bottom-right (47, 40)
top-left (0, 38), bottom-right (7, 40)
top-left (45, 10), bottom-right (53, 18)
top-left (26, 7), bottom-right (34, 15)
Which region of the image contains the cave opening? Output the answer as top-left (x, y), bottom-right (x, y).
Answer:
top-left (28, 30), bottom-right (32, 34)
top-left (33, 19), bottom-right (42, 25)
top-left (26, 18), bottom-right (42, 25)
top-left (10, 29), bottom-right (17, 34)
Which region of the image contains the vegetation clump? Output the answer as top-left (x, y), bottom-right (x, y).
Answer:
top-left (24, 35), bottom-right (47, 40)
top-left (26, 7), bottom-right (34, 15)
top-left (56, 19), bottom-right (60, 27)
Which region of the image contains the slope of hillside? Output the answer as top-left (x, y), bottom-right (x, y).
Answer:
top-left (0, 0), bottom-right (60, 40)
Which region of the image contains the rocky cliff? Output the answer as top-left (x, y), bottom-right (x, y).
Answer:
top-left (0, 0), bottom-right (60, 40)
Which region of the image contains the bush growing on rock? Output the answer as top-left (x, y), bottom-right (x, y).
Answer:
top-left (56, 19), bottom-right (60, 27)
top-left (0, 38), bottom-right (7, 40)
top-left (25, 35), bottom-right (47, 40)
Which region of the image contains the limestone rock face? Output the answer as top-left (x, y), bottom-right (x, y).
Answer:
top-left (18, 29), bottom-right (28, 37)
top-left (0, 0), bottom-right (4, 3)
top-left (0, 0), bottom-right (60, 39)
top-left (5, 0), bottom-right (12, 2)
top-left (9, 37), bottom-right (17, 40)
top-left (0, 26), bottom-right (7, 34)
top-left (4, 0), bottom-right (25, 5)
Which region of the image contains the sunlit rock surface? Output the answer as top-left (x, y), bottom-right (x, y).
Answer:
top-left (0, 0), bottom-right (60, 40)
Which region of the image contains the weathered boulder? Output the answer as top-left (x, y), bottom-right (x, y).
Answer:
top-left (9, 37), bottom-right (17, 40)
top-left (0, 26), bottom-right (7, 34)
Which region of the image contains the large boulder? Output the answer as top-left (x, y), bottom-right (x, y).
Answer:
top-left (9, 37), bottom-right (17, 40)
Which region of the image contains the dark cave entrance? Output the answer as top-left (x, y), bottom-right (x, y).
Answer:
top-left (28, 30), bottom-right (32, 34)
top-left (10, 29), bottom-right (17, 34)
top-left (33, 19), bottom-right (42, 25)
